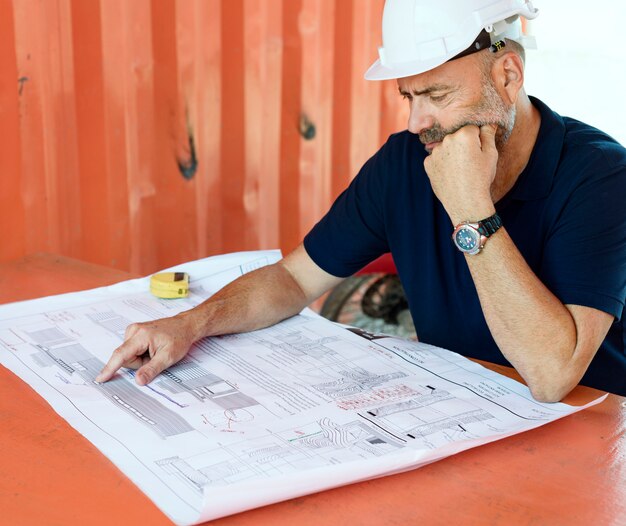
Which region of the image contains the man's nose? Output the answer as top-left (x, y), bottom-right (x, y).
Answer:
top-left (407, 101), bottom-right (434, 135)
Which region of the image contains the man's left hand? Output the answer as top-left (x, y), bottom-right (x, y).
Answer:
top-left (423, 124), bottom-right (498, 224)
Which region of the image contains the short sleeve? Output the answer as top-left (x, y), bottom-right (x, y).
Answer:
top-left (540, 155), bottom-right (626, 320)
top-left (303, 143), bottom-right (391, 278)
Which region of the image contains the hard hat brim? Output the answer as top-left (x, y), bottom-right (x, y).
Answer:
top-left (364, 56), bottom-right (450, 81)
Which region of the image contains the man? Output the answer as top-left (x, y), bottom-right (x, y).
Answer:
top-left (97, 0), bottom-right (626, 400)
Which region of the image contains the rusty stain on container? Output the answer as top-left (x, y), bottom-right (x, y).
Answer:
top-left (17, 76), bottom-right (28, 95)
top-left (0, 0), bottom-right (406, 275)
top-left (177, 126), bottom-right (199, 181)
top-left (299, 114), bottom-right (316, 141)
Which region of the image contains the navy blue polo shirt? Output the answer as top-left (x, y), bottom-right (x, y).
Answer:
top-left (304, 97), bottom-right (626, 395)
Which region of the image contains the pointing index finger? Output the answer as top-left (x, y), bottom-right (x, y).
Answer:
top-left (95, 337), bottom-right (148, 383)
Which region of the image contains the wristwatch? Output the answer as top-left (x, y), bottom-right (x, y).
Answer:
top-left (452, 213), bottom-right (502, 255)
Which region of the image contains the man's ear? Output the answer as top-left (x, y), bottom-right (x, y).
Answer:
top-left (493, 52), bottom-right (524, 104)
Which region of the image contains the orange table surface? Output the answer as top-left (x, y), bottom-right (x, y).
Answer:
top-left (1, 254), bottom-right (625, 526)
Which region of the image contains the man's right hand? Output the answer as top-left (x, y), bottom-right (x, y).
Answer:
top-left (95, 313), bottom-right (200, 386)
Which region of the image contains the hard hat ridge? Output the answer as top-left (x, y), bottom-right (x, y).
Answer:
top-left (365, 0), bottom-right (539, 81)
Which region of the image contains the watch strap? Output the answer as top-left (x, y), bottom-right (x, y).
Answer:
top-left (477, 213), bottom-right (502, 237)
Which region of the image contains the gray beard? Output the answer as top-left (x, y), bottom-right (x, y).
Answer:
top-left (419, 84), bottom-right (516, 152)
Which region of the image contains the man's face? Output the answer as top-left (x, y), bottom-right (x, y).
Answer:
top-left (397, 54), bottom-right (516, 153)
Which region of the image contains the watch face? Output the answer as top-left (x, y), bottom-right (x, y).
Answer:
top-left (454, 227), bottom-right (479, 252)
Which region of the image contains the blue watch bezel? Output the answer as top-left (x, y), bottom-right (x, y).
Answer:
top-left (452, 223), bottom-right (484, 255)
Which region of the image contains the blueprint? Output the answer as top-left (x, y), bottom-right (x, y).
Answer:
top-left (0, 250), bottom-right (606, 525)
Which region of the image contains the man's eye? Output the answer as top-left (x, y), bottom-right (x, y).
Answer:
top-left (401, 94), bottom-right (413, 102)
top-left (430, 94), bottom-right (447, 102)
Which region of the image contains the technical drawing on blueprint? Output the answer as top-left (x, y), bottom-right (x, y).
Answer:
top-left (0, 250), bottom-right (606, 525)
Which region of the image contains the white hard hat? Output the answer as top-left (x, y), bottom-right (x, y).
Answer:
top-left (365, 0), bottom-right (539, 81)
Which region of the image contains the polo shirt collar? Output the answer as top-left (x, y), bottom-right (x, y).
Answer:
top-left (505, 96), bottom-right (566, 202)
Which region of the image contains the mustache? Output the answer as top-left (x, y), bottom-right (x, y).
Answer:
top-left (418, 120), bottom-right (496, 145)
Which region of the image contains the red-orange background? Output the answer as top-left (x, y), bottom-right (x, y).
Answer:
top-left (0, 0), bottom-right (406, 275)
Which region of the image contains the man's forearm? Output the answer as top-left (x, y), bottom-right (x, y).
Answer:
top-left (96, 248), bottom-right (337, 385)
top-left (179, 262), bottom-right (310, 342)
top-left (465, 228), bottom-right (582, 401)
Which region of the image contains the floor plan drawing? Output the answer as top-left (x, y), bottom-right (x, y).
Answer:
top-left (0, 250), bottom-right (606, 525)
top-left (154, 414), bottom-right (407, 495)
top-left (85, 310), bottom-right (130, 340)
top-left (27, 335), bottom-right (196, 438)
top-left (311, 366), bottom-right (408, 398)
top-left (155, 357), bottom-right (259, 410)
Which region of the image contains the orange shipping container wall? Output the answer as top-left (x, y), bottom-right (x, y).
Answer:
top-left (0, 0), bottom-right (406, 275)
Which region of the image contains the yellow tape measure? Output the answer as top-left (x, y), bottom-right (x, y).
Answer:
top-left (150, 272), bottom-right (189, 299)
